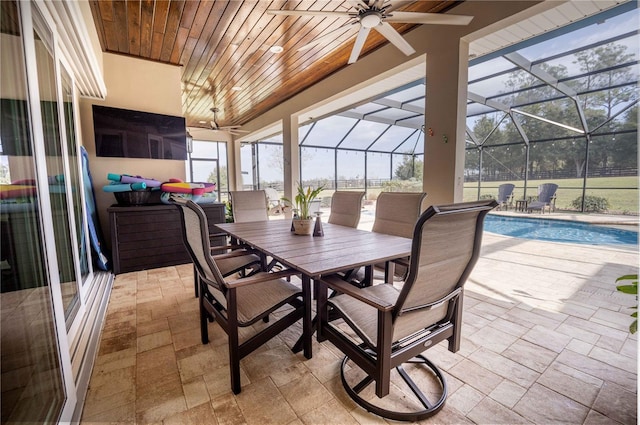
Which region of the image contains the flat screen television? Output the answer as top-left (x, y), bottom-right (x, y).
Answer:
top-left (93, 105), bottom-right (187, 160)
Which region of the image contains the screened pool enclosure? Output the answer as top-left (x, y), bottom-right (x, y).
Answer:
top-left (236, 2), bottom-right (638, 214)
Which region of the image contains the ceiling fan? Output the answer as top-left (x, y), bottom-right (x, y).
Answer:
top-left (267, 0), bottom-right (473, 64)
top-left (209, 108), bottom-right (248, 135)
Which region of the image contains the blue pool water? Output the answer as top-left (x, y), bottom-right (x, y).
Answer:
top-left (484, 215), bottom-right (638, 246)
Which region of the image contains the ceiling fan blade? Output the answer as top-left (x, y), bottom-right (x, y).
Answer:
top-left (374, 21), bottom-right (415, 56)
top-left (346, 0), bottom-right (369, 10)
top-left (267, 10), bottom-right (350, 18)
top-left (385, 12), bottom-right (473, 25)
top-left (298, 22), bottom-right (355, 52)
top-left (383, 1), bottom-right (412, 14)
top-left (348, 26), bottom-right (371, 64)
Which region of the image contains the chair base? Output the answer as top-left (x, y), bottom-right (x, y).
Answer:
top-left (340, 354), bottom-right (447, 422)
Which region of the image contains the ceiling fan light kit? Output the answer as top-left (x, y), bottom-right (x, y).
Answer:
top-left (267, 1), bottom-right (473, 64)
top-left (359, 11), bottom-right (382, 28)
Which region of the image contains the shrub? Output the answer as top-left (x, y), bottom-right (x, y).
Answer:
top-left (616, 274), bottom-right (638, 334)
top-left (571, 195), bottom-right (610, 212)
top-left (381, 178), bottom-right (422, 192)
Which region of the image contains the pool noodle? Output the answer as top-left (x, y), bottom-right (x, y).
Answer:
top-left (107, 173), bottom-right (161, 188)
top-left (103, 182), bottom-right (147, 192)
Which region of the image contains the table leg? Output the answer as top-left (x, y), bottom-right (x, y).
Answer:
top-left (384, 261), bottom-right (396, 284)
top-left (293, 275), bottom-right (315, 356)
top-left (302, 275), bottom-right (312, 359)
top-left (316, 277), bottom-right (327, 343)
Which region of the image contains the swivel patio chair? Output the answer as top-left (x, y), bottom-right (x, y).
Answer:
top-left (317, 200), bottom-right (497, 421)
top-left (328, 191), bottom-right (365, 228)
top-left (527, 183), bottom-right (558, 214)
top-left (172, 196), bottom-right (310, 394)
top-left (496, 183), bottom-right (515, 210)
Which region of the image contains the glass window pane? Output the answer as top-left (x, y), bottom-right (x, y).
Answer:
top-left (366, 152), bottom-right (391, 182)
top-left (586, 133), bottom-right (638, 213)
top-left (240, 143), bottom-right (253, 190)
top-left (368, 126), bottom-right (417, 152)
top-left (339, 121), bottom-right (389, 150)
top-left (191, 140), bottom-right (219, 159)
top-left (0, 2), bottom-right (65, 421)
top-left (396, 131), bottom-right (423, 154)
top-left (517, 11), bottom-right (638, 63)
top-left (257, 142), bottom-right (283, 189)
top-left (336, 150), bottom-right (364, 189)
top-left (190, 159), bottom-right (219, 202)
top-left (302, 116), bottom-right (356, 148)
top-left (61, 67), bottom-right (89, 285)
top-left (34, 19), bottom-right (79, 325)
top-left (301, 147), bottom-right (334, 188)
top-left (391, 154), bottom-right (423, 191)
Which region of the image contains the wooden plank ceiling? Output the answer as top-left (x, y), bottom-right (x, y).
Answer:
top-left (89, 1), bottom-right (461, 130)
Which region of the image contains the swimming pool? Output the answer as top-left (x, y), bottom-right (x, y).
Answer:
top-left (484, 215), bottom-right (638, 246)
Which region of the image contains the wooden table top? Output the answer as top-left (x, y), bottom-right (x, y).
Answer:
top-left (215, 220), bottom-right (412, 278)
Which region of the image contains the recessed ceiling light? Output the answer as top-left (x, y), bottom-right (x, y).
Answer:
top-left (198, 120), bottom-right (207, 124)
top-left (270, 45), bottom-right (284, 54)
top-left (232, 86), bottom-right (242, 91)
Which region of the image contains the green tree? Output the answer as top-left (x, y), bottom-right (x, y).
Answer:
top-left (394, 155), bottom-right (423, 180)
top-left (574, 43), bottom-right (635, 124)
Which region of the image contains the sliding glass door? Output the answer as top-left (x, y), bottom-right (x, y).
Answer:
top-left (0, 2), bottom-right (66, 422)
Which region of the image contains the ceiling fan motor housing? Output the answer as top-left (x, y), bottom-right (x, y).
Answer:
top-left (359, 10), bottom-right (383, 28)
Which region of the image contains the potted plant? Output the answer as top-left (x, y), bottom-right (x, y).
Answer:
top-left (283, 184), bottom-right (324, 235)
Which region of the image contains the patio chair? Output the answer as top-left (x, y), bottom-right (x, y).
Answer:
top-left (328, 191), bottom-right (365, 228)
top-left (317, 200), bottom-right (497, 421)
top-left (230, 190), bottom-right (283, 271)
top-left (371, 191), bottom-right (427, 281)
top-left (172, 196), bottom-right (309, 394)
top-left (170, 197), bottom-right (263, 297)
top-left (527, 183), bottom-right (558, 214)
top-left (265, 187), bottom-right (290, 216)
top-left (496, 183), bottom-right (515, 210)
top-left (229, 190), bottom-right (269, 222)
top-left (346, 192), bottom-right (427, 285)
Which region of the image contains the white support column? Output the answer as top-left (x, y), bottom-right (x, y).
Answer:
top-left (282, 115), bottom-right (300, 218)
top-left (231, 139), bottom-right (243, 191)
top-left (423, 37), bottom-right (470, 206)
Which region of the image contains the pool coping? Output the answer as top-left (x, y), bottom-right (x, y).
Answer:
top-left (490, 211), bottom-right (639, 229)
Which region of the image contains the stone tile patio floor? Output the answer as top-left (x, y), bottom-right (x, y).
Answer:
top-left (80, 219), bottom-right (638, 424)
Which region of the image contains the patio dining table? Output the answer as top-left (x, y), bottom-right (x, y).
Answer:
top-left (215, 219), bottom-right (413, 355)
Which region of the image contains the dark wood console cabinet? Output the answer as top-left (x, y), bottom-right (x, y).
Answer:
top-left (108, 203), bottom-right (226, 274)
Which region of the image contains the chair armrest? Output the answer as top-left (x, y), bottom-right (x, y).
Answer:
top-left (210, 243), bottom-right (247, 252)
top-left (211, 250), bottom-right (259, 261)
top-left (393, 257), bottom-right (410, 268)
top-left (224, 269), bottom-right (299, 288)
top-left (321, 275), bottom-right (394, 311)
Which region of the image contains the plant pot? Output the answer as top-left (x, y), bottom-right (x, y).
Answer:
top-left (292, 218), bottom-right (314, 235)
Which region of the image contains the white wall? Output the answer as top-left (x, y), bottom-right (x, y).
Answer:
top-left (79, 53), bottom-right (184, 248)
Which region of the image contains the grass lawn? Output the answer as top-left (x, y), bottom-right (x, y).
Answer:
top-left (464, 176), bottom-right (639, 214)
